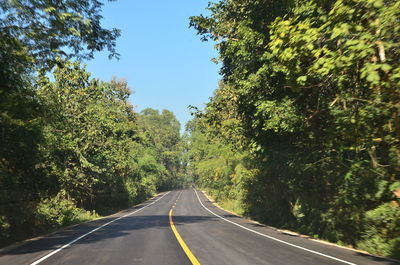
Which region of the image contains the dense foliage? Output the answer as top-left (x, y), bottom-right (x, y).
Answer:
top-left (138, 108), bottom-right (188, 190)
top-left (2, 0), bottom-right (399, 259)
top-left (0, 1), bottom-right (183, 246)
top-left (0, 58), bottom-right (184, 245)
top-left (189, 0), bottom-right (400, 258)
top-left (0, 0), bottom-right (120, 66)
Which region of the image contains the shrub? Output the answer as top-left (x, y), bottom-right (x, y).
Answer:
top-left (358, 202), bottom-right (400, 259)
top-left (36, 191), bottom-right (97, 228)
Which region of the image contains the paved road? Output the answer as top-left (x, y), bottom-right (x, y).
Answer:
top-left (0, 189), bottom-right (397, 265)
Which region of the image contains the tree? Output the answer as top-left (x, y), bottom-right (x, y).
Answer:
top-left (190, 0), bottom-right (400, 258)
top-left (37, 61), bottom-right (150, 212)
top-left (0, 0), bottom-right (120, 67)
top-left (1, 0), bottom-right (121, 244)
top-left (138, 108), bottom-right (183, 190)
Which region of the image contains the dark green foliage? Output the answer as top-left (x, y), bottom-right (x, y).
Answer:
top-left (0, 60), bottom-right (184, 245)
top-left (0, 1), bottom-right (184, 246)
top-left (359, 202), bottom-right (400, 259)
top-left (189, 0), bottom-right (400, 258)
top-left (1, 0), bottom-right (120, 244)
top-left (0, 29), bottom-right (48, 247)
top-left (36, 191), bottom-right (98, 228)
top-left (138, 108), bottom-right (186, 190)
top-left (37, 61), bottom-right (147, 213)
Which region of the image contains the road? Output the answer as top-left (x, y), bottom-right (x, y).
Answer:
top-left (0, 189), bottom-right (397, 265)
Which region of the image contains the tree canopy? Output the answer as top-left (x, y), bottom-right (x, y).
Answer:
top-left (1, 0), bottom-right (399, 260)
top-left (0, 0), bottom-right (120, 67)
top-left (188, 0), bottom-right (400, 259)
top-left (0, 1), bottom-right (184, 246)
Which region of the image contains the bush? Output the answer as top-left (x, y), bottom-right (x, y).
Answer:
top-left (358, 202), bottom-right (400, 259)
top-left (0, 215), bottom-right (11, 240)
top-left (36, 191), bottom-right (98, 228)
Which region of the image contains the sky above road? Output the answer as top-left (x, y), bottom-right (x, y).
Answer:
top-left (85, 0), bottom-right (220, 131)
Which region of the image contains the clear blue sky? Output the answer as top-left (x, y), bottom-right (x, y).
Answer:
top-left (85, 0), bottom-right (220, 131)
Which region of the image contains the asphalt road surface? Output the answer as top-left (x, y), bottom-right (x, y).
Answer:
top-left (0, 189), bottom-right (398, 265)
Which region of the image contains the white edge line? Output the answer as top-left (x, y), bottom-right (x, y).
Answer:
top-left (30, 191), bottom-right (170, 265)
top-left (193, 189), bottom-right (357, 265)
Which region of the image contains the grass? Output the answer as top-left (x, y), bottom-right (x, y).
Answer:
top-left (217, 198), bottom-right (245, 216)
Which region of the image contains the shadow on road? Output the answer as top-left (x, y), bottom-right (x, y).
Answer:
top-left (1, 213), bottom-right (216, 256)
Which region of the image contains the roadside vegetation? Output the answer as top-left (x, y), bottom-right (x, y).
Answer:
top-left (0, 1), bottom-right (186, 247)
top-left (1, 0), bottom-right (399, 260)
top-left (186, 0), bottom-right (400, 259)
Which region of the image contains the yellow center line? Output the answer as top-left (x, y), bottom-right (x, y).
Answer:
top-left (169, 192), bottom-right (201, 265)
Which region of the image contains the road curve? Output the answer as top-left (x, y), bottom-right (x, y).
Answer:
top-left (0, 189), bottom-right (397, 265)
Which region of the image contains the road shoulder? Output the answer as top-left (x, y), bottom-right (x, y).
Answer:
top-left (0, 192), bottom-right (165, 256)
top-left (200, 189), bottom-right (399, 265)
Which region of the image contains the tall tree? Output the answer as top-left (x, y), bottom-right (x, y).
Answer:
top-left (1, 0), bottom-right (121, 243)
top-left (190, 0), bottom-right (400, 258)
top-left (138, 108), bottom-right (183, 190)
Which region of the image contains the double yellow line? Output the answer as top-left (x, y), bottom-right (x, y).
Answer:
top-left (169, 192), bottom-right (201, 265)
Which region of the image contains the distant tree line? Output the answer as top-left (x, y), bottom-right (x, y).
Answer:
top-left (187, 0), bottom-right (400, 259)
top-left (0, 0), bottom-right (185, 246)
